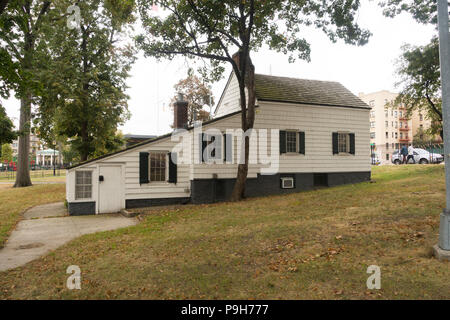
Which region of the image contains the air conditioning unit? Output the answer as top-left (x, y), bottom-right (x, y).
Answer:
top-left (281, 177), bottom-right (294, 189)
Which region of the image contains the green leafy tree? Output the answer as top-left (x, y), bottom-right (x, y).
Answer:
top-left (380, 0), bottom-right (441, 25)
top-left (393, 39), bottom-right (443, 139)
top-left (413, 126), bottom-right (439, 146)
top-left (0, 0), bottom-right (52, 187)
top-left (171, 73), bottom-right (213, 127)
top-left (0, 105), bottom-right (15, 144)
top-left (0, 143), bottom-right (13, 163)
top-left (34, 0), bottom-right (136, 162)
top-left (137, 0), bottom-right (371, 201)
top-left (381, 0), bottom-right (445, 139)
top-left (0, 1), bottom-right (9, 15)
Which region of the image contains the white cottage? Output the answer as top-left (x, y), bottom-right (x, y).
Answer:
top-left (66, 72), bottom-right (371, 215)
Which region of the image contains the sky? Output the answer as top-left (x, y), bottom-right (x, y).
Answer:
top-left (1, 1), bottom-right (437, 137)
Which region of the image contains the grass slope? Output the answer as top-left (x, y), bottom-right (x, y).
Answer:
top-left (0, 165), bottom-right (449, 299)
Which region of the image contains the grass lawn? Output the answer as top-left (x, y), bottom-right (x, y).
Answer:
top-left (0, 165), bottom-right (449, 299)
top-left (0, 184), bottom-right (66, 248)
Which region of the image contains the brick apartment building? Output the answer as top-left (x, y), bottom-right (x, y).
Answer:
top-left (359, 90), bottom-right (435, 165)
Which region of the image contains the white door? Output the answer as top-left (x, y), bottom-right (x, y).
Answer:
top-left (98, 165), bottom-right (123, 214)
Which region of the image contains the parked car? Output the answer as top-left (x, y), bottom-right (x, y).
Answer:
top-left (392, 148), bottom-right (444, 164)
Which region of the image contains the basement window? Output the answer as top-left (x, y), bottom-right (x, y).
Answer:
top-left (75, 171), bottom-right (92, 200)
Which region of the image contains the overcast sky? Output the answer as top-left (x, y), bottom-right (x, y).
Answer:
top-left (1, 1), bottom-right (437, 137)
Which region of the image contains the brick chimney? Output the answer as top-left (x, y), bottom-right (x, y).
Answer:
top-left (173, 92), bottom-right (188, 129)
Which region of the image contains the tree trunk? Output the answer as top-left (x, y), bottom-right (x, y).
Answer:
top-left (80, 121), bottom-right (89, 162)
top-left (14, 92), bottom-right (32, 187)
top-left (230, 54), bottom-right (256, 201)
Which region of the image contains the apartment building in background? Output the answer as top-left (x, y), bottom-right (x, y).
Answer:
top-left (11, 134), bottom-right (42, 158)
top-left (359, 90), bottom-right (433, 164)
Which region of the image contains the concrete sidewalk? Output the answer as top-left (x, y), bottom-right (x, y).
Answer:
top-left (0, 203), bottom-right (138, 272)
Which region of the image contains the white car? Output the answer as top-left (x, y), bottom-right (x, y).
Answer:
top-left (392, 148), bottom-right (444, 165)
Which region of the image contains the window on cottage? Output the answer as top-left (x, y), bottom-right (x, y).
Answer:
top-left (286, 131), bottom-right (298, 153)
top-left (75, 171), bottom-right (92, 200)
top-left (338, 133), bottom-right (350, 153)
top-left (150, 152), bottom-right (166, 182)
top-left (370, 132), bottom-right (376, 139)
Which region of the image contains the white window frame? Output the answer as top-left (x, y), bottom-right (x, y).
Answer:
top-left (75, 170), bottom-right (93, 200)
top-left (285, 130), bottom-right (299, 153)
top-left (149, 152), bottom-right (168, 183)
top-left (337, 132), bottom-right (351, 154)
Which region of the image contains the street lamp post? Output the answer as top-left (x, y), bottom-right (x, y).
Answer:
top-left (434, 0), bottom-right (450, 260)
top-left (53, 145), bottom-right (56, 177)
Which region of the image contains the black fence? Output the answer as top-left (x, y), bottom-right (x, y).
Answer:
top-left (0, 166), bottom-right (64, 180)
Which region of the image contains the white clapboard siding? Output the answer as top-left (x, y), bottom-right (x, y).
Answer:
top-left (99, 137), bottom-right (190, 200)
top-left (67, 97), bottom-right (370, 203)
top-left (191, 100), bottom-right (370, 179)
top-left (214, 72), bottom-right (244, 117)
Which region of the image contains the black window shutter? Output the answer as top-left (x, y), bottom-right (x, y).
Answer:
top-left (210, 135), bottom-right (216, 158)
top-left (332, 132), bottom-right (339, 155)
top-left (199, 133), bottom-right (205, 163)
top-left (202, 134), bottom-right (208, 162)
top-left (168, 152), bottom-right (177, 183)
top-left (299, 131), bottom-right (305, 155)
top-left (224, 134), bottom-right (232, 162)
top-left (349, 133), bottom-right (355, 155)
top-left (139, 152), bottom-right (149, 184)
top-left (279, 130), bottom-right (286, 154)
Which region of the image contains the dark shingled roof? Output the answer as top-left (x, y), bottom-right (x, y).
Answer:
top-left (255, 74), bottom-right (369, 109)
